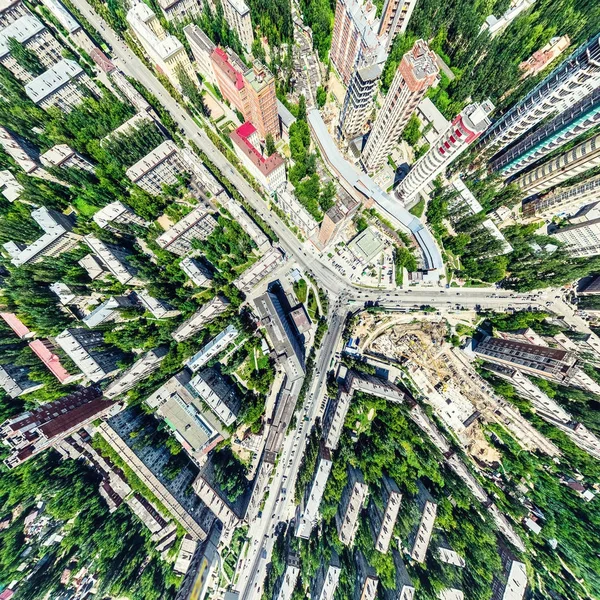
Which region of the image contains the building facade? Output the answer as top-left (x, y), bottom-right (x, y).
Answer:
top-left (338, 64), bottom-right (381, 141)
top-left (39, 144), bottom-right (95, 172)
top-left (336, 466), bottom-right (369, 546)
top-left (221, 0), bottom-right (253, 52)
top-left (361, 40), bottom-right (438, 172)
top-left (171, 295), bottom-right (230, 342)
top-left (187, 325), bottom-right (239, 372)
top-left (179, 257), bottom-right (213, 287)
top-left (156, 205), bottom-right (218, 255)
top-left (84, 235), bottom-right (144, 285)
top-left (157, 0), bottom-right (201, 22)
top-left (377, 0), bottom-right (417, 47)
top-left (92, 201), bottom-right (150, 230)
top-left (183, 23), bottom-right (216, 84)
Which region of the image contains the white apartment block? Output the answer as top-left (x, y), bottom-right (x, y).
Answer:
top-left (336, 467), bottom-right (369, 546)
top-left (2, 207), bottom-right (80, 267)
top-left (92, 201), bottom-right (150, 230)
top-left (223, 195), bottom-right (271, 251)
top-left (275, 556), bottom-right (300, 600)
top-left (186, 324), bottom-right (239, 372)
top-left (549, 204), bottom-right (600, 257)
top-left (84, 235), bottom-right (145, 286)
top-left (0, 14), bottom-right (62, 82)
top-left (126, 140), bottom-right (187, 196)
top-left (192, 474), bottom-right (239, 531)
top-left (82, 295), bottom-right (133, 328)
top-left (171, 295), bottom-right (230, 342)
top-left (233, 247), bottom-right (284, 293)
top-left (355, 551), bottom-right (379, 600)
top-left (274, 183), bottom-right (319, 239)
top-left (0, 169), bottom-right (23, 202)
top-left (156, 205), bottom-right (218, 255)
top-left (0, 0), bottom-right (28, 27)
top-left (311, 553), bottom-right (341, 600)
top-left (126, 3), bottom-right (196, 90)
top-left (25, 59), bottom-right (100, 113)
top-left (157, 0), bottom-right (201, 22)
top-left (40, 144), bottom-right (95, 172)
top-left (104, 347), bottom-right (167, 399)
top-left (183, 23), bottom-right (216, 85)
top-left (109, 69), bottom-right (151, 112)
top-left (135, 290), bottom-right (181, 319)
top-left (179, 257), bottom-right (212, 287)
top-left (187, 367), bottom-right (240, 426)
top-left (55, 328), bottom-right (123, 382)
top-left (409, 489), bottom-right (438, 563)
top-left (370, 475), bottom-right (402, 554)
top-left (383, 550), bottom-right (415, 600)
top-left (40, 0), bottom-right (94, 52)
top-left (220, 0), bottom-right (253, 52)
top-left (102, 111), bottom-right (154, 144)
top-left (0, 126), bottom-right (37, 173)
top-left (179, 147), bottom-right (223, 196)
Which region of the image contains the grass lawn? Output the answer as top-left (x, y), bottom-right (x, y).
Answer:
top-left (409, 198), bottom-right (425, 218)
top-left (307, 289), bottom-right (319, 320)
top-left (293, 278), bottom-right (307, 303)
top-left (73, 197), bottom-right (99, 217)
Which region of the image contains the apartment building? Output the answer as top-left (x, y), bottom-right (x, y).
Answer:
top-left (179, 257), bottom-right (213, 287)
top-left (338, 64), bottom-right (381, 141)
top-left (369, 475), bottom-right (402, 554)
top-left (55, 328), bottom-right (124, 382)
top-left (156, 205), bottom-right (218, 255)
top-left (0, 387), bottom-right (112, 468)
top-left (377, 0), bottom-right (417, 47)
top-left (396, 101), bottom-right (494, 203)
top-left (82, 295), bottom-right (133, 328)
top-left (157, 0), bottom-right (201, 22)
top-left (222, 195), bottom-right (270, 250)
top-left (0, 169), bottom-right (23, 201)
top-left (27, 338), bottom-right (80, 384)
top-left (40, 144), bottom-right (94, 172)
top-left (126, 3), bottom-right (196, 90)
top-left (230, 123), bottom-right (285, 192)
top-left (220, 0), bottom-right (253, 52)
top-left (330, 0), bottom-right (384, 85)
top-left (186, 325), bottom-right (239, 372)
top-left (146, 370), bottom-right (227, 461)
top-left (134, 291), bottom-right (180, 319)
top-left (311, 551), bottom-right (341, 600)
top-left (99, 409), bottom-right (216, 540)
top-left (295, 445), bottom-right (333, 539)
top-left (109, 68), bottom-right (151, 112)
top-left (41, 0), bottom-right (95, 53)
top-left (355, 551), bottom-right (379, 600)
top-left (187, 367), bottom-right (240, 427)
top-left (171, 295), bottom-right (230, 342)
top-left (2, 207), bottom-right (80, 267)
top-left (0, 14), bottom-right (62, 82)
top-left (126, 140), bottom-right (187, 196)
top-left (274, 184), bottom-right (319, 238)
top-left (361, 40), bottom-right (438, 172)
top-left (549, 203), bottom-right (600, 257)
top-left (84, 235), bottom-right (144, 286)
top-left (274, 554), bottom-right (301, 600)
top-left (409, 483), bottom-right (438, 563)
top-left (0, 364), bottom-right (43, 398)
top-left (519, 35), bottom-right (570, 79)
top-left (0, 125), bottom-right (37, 173)
top-left (336, 466), bottom-right (369, 546)
top-left (491, 543), bottom-right (528, 600)
top-left (25, 59), bottom-right (100, 112)
top-left (92, 201), bottom-right (150, 230)
top-left (233, 247), bottom-right (284, 293)
top-left (383, 550), bottom-right (415, 600)
top-left (210, 47), bottom-right (247, 115)
top-left (254, 290), bottom-right (305, 382)
top-left (0, 0), bottom-right (28, 27)
top-left (104, 347), bottom-right (168, 399)
top-left (183, 24), bottom-right (216, 84)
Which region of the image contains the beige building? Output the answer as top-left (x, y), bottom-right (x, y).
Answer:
top-left (183, 23), bottom-right (216, 84)
top-left (377, 0), bottom-right (417, 47)
top-left (0, 0), bottom-right (28, 27)
top-left (40, 144), bottom-right (95, 172)
top-left (40, 0), bottom-right (95, 53)
top-left (0, 14), bottom-right (63, 82)
top-left (126, 140), bottom-right (186, 196)
top-left (157, 0), bottom-right (201, 22)
top-left (156, 205), bottom-right (218, 256)
top-left (221, 0), bottom-right (253, 52)
top-left (126, 3), bottom-right (196, 90)
top-left (25, 59), bottom-right (100, 112)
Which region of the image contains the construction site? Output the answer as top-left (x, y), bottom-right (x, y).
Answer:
top-left (346, 312), bottom-right (560, 463)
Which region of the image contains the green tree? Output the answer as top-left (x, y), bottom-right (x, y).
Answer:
top-left (401, 113), bottom-right (421, 146)
top-left (265, 133), bottom-right (276, 156)
top-left (7, 37), bottom-right (44, 76)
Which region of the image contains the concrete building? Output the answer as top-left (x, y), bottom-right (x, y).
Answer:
top-left (222, 195), bottom-right (271, 251)
top-left (99, 409), bottom-right (215, 540)
top-left (336, 466), bottom-right (369, 546)
top-left (515, 133), bottom-right (600, 198)
top-left (311, 551), bottom-right (341, 600)
top-left (40, 0), bottom-right (94, 52)
top-left (157, 0), bottom-right (201, 22)
top-left (0, 169), bottom-right (23, 201)
top-left (0, 0), bottom-right (28, 27)
top-left (0, 364), bottom-right (43, 398)
top-left (230, 122), bottom-right (286, 192)
top-left (0, 14), bottom-right (62, 82)
top-left (28, 339), bottom-right (82, 384)
top-left (126, 140), bottom-right (187, 196)
top-left (210, 46), bottom-right (247, 116)
top-left (369, 475), bottom-right (402, 554)
top-left (109, 68), bottom-right (151, 112)
top-left (39, 144), bottom-right (94, 172)
top-left (135, 290), bottom-right (180, 319)
top-left (492, 85), bottom-right (600, 179)
top-left (409, 483), bottom-right (437, 563)
top-left (295, 445), bottom-right (333, 539)
top-left (0, 387), bottom-right (112, 468)
top-left (2, 207), bottom-right (80, 267)
top-left (55, 328), bottom-right (124, 382)
top-left (174, 536), bottom-right (198, 575)
top-left (479, 0), bottom-right (534, 39)
top-left (82, 295), bottom-right (133, 328)
top-left (580, 274), bottom-right (600, 294)
top-left (347, 226), bottom-right (384, 262)
top-left (491, 543), bottom-right (528, 600)
top-left (187, 325), bottom-right (238, 372)
top-left (477, 32), bottom-right (600, 157)
top-left (188, 367), bottom-right (241, 426)
top-left (361, 40), bottom-right (438, 173)
top-left (277, 99), bottom-right (296, 141)
top-left (254, 290), bottom-right (305, 382)
top-left (274, 554), bottom-right (300, 600)
top-left (92, 201), bottom-right (150, 230)
top-left (84, 236), bottom-right (144, 286)
top-left (233, 247), bottom-right (284, 293)
top-left (25, 59), bottom-right (100, 112)
top-left (220, 0), bottom-right (253, 52)
top-left (415, 97), bottom-right (450, 145)
top-left (104, 347), bottom-right (168, 399)
top-left (338, 63), bottom-right (381, 141)
top-left (146, 371), bottom-right (226, 461)
top-left (274, 183), bottom-right (319, 238)
top-left (377, 0), bottom-right (417, 47)
top-left (0, 125), bottom-right (37, 173)
top-left (549, 204), bottom-right (600, 257)
top-left (156, 206), bottom-right (218, 255)
top-left (179, 257), bottom-right (213, 287)
top-left (354, 551), bottom-right (378, 600)
top-left (171, 295), bottom-right (230, 342)
top-left (0, 311), bottom-right (33, 339)
top-left (436, 537), bottom-right (466, 568)
top-left (383, 550), bottom-right (415, 600)
top-left (183, 23), bottom-right (216, 84)
top-left (522, 173), bottom-right (600, 219)
top-left (318, 196), bottom-right (360, 247)
top-left (329, 0), bottom-right (384, 85)
top-left (126, 3), bottom-right (196, 91)
top-left (396, 101), bottom-right (494, 204)
top-left (519, 35), bottom-right (570, 79)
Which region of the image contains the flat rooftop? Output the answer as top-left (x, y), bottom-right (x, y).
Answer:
top-left (25, 59), bottom-right (84, 103)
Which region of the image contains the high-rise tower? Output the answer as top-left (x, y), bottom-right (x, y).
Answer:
top-left (377, 0), bottom-right (418, 49)
top-left (338, 64), bottom-right (381, 140)
top-left (396, 101), bottom-right (494, 203)
top-left (476, 32), bottom-right (600, 158)
top-left (360, 40), bottom-right (438, 173)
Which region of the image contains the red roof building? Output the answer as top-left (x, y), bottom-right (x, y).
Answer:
top-left (28, 339), bottom-right (81, 384)
top-left (0, 312), bottom-right (33, 339)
